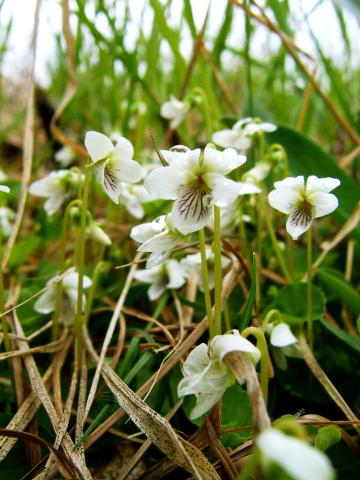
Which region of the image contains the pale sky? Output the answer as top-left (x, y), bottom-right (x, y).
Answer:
top-left (1, 0), bottom-right (359, 85)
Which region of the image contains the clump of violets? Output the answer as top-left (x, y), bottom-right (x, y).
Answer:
top-left (144, 144), bottom-right (248, 234)
top-left (178, 331), bottom-right (260, 419)
top-left (268, 175), bottom-right (340, 240)
top-left (84, 131), bottom-right (143, 204)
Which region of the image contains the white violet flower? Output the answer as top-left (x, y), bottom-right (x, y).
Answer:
top-left (256, 428), bottom-right (334, 480)
top-left (178, 331), bottom-right (261, 419)
top-left (84, 131), bottom-right (143, 204)
top-left (0, 207), bottom-right (15, 238)
top-left (34, 269), bottom-right (92, 326)
top-left (160, 96), bottom-right (190, 128)
top-left (134, 258), bottom-right (186, 300)
top-left (0, 185), bottom-right (10, 193)
top-left (29, 170), bottom-right (81, 216)
top-left (268, 175), bottom-right (340, 240)
top-left (55, 146), bottom-right (75, 167)
top-left (144, 145), bottom-right (247, 234)
top-left (212, 118), bottom-right (276, 151)
top-left (131, 214), bottom-right (185, 268)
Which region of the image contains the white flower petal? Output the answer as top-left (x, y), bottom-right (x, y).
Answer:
top-left (102, 164), bottom-right (124, 203)
top-left (85, 131), bottom-right (114, 163)
top-left (144, 166), bottom-right (185, 199)
top-left (171, 191), bottom-right (210, 234)
top-left (34, 287), bottom-right (56, 314)
top-left (212, 130), bottom-right (251, 150)
top-left (29, 174), bottom-right (64, 198)
top-left (311, 192), bottom-right (339, 218)
top-left (203, 147), bottom-right (246, 175)
top-left (111, 157), bottom-right (143, 184)
top-left (307, 176), bottom-right (340, 193)
top-left (138, 231), bottom-right (179, 253)
top-left (44, 193), bottom-right (66, 216)
top-left (0, 185), bottom-right (10, 193)
top-left (89, 223), bottom-right (112, 246)
top-left (208, 174), bottom-right (245, 207)
top-left (189, 391), bottom-right (224, 420)
top-left (274, 176), bottom-right (304, 192)
top-left (148, 281), bottom-right (166, 300)
top-left (134, 268), bottom-right (158, 284)
top-left (166, 259), bottom-right (186, 289)
top-left (211, 332), bottom-right (261, 365)
top-left (113, 136), bottom-right (134, 160)
top-left (257, 429), bottom-right (334, 480)
top-left (286, 208), bottom-right (314, 240)
top-left (270, 323), bottom-right (297, 347)
top-left (268, 189), bottom-right (299, 214)
top-left (183, 343), bottom-right (210, 376)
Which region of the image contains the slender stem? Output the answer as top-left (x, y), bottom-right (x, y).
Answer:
top-left (198, 228), bottom-right (215, 338)
top-left (52, 199), bottom-right (82, 342)
top-left (0, 246), bottom-right (10, 352)
top-left (75, 165), bottom-right (90, 362)
top-left (306, 228), bottom-right (313, 349)
top-left (223, 300), bottom-right (231, 332)
top-left (84, 261), bottom-right (106, 324)
top-left (260, 193), bottom-right (292, 283)
top-left (213, 205), bottom-right (222, 336)
top-left (242, 326), bottom-right (270, 406)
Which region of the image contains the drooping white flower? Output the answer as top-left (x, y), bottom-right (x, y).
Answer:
top-left (243, 162), bottom-right (271, 185)
top-left (134, 258), bottom-right (186, 300)
top-left (88, 221), bottom-right (111, 246)
top-left (118, 183), bottom-right (152, 219)
top-left (256, 428), bottom-right (334, 480)
top-left (34, 269), bottom-right (92, 326)
top-left (212, 118), bottom-right (276, 151)
top-left (178, 331), bottom-right (261, 419)
top-left (131, 214), bottom-right (186, 268)
top-left (181, 247), bottom-right (230, 291)
top-left (29, 170), bottom-right (81, 216)
top-left (0, 185), bottom-right (10, 193)
top-left (84, 131), bottom-right (143, 204)
top-left (266, 322), bottom-right (301, 370)
top-left (268, 175), bottom-right (340, 240)
top-left (160, 96), bottom-right (190, 128)
top-left (144, 146), bottom-right (247, 234)
top-left (55, 146), bottom-right (75, 167)
top-left (0, 207), bottom-right (15, 238)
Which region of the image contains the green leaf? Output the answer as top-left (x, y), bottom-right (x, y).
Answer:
top-left (239, 253), bottom-right (256, 331)
top-left (183, 0), bottom-right (196, 39)
top-left (267, 126), bottom-right (360, 240)
top-left (8, 235), bottom-right (40, 270)
top-left (221, 384), bottom-right (253, 447)
top-left (317, 268), bottom-right (360, 315)
top-left (319, 319), bottom-right (360, 355)
top-left (315, 425), bottom-right (342, 452)
top-left (213, 3), bottom-right (233, 64)
top-left (266, 283), bottom-right (326, 324)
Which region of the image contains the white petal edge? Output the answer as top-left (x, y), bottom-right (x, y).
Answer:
top-left (84, 131), bottom-right (114, 163)
top-left (270, 323), bottom-right (297, 348)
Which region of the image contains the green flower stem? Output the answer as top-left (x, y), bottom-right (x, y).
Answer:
top-left (213, 205), bottom-right (222, 336)
top-left (306, 228), bottom-right (313, 349)
top-left (198, 228), bottom-right (215, 338)
top-left (224, 300), bottom-right (231, 332)
top-left (261, 309), bottom-right (282, 332)
top-left (260, 193), bottom-right (292, 283)
top-left (52, 199), bottom-right (82, 342)
top-left (192, 86), bottom-right (213, 135)
top-left (0, 247), bottom-right (10, 353)
top-left (75, 164), bottom-right (90, 360)
top-left (242, 326), bottom-right (270, 406)
top-left (84, 261), bottom-right (106, 324)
